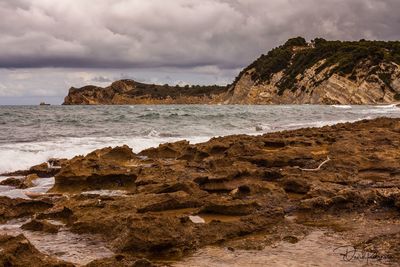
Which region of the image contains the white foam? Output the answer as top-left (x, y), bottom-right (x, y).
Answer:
top-left (0, 177), bottom-right (55, 199)
top-left (332, 105), bottom-right (352, 109)
top-left (357, 105), bottom-right (400, 114)
top-left (81, 190), bottom-right (128, 197)
top-left (284, 119), bottom-right (352, 129)
top-left (374, 104), bottom-right (398, 109)
top-left (0, 136), bottom-right (210, 173)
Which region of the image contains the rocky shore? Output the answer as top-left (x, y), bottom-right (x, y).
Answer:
top-left (1, 117), bottom-right (400, 266)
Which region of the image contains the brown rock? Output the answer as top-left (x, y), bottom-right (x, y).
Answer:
top-left (0, 234), bottom-right (73, 266)
top-left (53, 145), bottom-right (139, 191)
top-left (0, 174), bottom-right (40, 189)
top-left (85, 255), bottom-right (159, 267)
top-left (201, 199), bottom-right (261, 216)
top-left (282, 177), bottom-right (311, 194)
top-left (0, 177), bottom-right (26, 188)
top-left (139, 140), bottom-right (190, 159)
top-left (21, 219), bottom-right (61, 234)
top-left (29, 162), bottom-right (59, 178)
top-left (0, 197), bottom-right (53, 223)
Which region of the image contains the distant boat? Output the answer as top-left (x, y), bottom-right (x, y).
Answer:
top-left (39, 102), bottom-right (51, 106)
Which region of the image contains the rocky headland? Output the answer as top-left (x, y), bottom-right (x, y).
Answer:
top-left (63, 80), bottom-right (227, 105)
top-left (64, 37), bottom-right (400, 105)
top-left (0, 117), bottom-right (400, 266)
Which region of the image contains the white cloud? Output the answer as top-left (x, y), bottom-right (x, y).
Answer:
top-left (1, 0), bottom-right (399, 69)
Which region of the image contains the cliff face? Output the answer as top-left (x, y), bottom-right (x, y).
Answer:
top-left (63, 38), bottom-right (400, 105)
top-left (227, 60), bottom-right (400, 104)
top-left (225, 37), bottom-right (400, 104)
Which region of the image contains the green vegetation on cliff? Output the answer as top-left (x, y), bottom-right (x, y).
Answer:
top-left (123, 81), bottom-right (227, 99)
top-left (237, 37), bottom-right (400, 95)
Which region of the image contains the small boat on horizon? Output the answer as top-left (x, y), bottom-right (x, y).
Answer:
top-left (39, 102), bottom-right (51, 106)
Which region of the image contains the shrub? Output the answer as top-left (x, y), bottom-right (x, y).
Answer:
top-left (236, 37), bottom-right (400, 93)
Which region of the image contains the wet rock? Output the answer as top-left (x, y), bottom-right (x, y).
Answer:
top-left (21, 219), bottom-right (61, 234)
top-left (0, 177), bottom-right (26, 188)
top-left (85, 255), bottom-right (158, 267)
top-left (201, 200), bottom-right (261, 216)
top-left (53, 145), bottom-right (139, 191)
top-left (153, 181), bottom-right (200, 195)
top-left (0, 197), bottom-right (53, 223)
top-left (300, 196), bottom-right (332, 210)
top-left (282, 235), bottom-right (299, 244)
top-left (136, 191), bottom-right (201, 213)
top-left (132, 258), bottom-right (157, 267)
top-left (0, 170), bottom-right (30, 178)
top-left (282, 177), bottom-right (311, 194)
top-left (0, 234), bottom-right (73, 266)
top-left (140, 140), bottom-right (190, 159)
top-left (0, 173), bottom-right (42, 189)
top-left (394, 193), bottom-right (400, 209)
top-left (112, 216), bottom-right (198, 254)
top-left (29, 162), bottom-right (59, 178)
top-left (23, 174), bottom-right (40, 188)
top-left (48, 158), bottom-right (68, 168)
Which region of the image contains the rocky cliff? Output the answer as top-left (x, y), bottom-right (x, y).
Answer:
top-left (226, 37), bottom-right (400, 104)
top-left (63, 37), bottom-right (400, 105)
top-left (63, 80), bottom-right (227, 105)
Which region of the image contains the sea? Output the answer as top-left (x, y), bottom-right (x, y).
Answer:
top-left (0, 104), bottom-right (399, 174)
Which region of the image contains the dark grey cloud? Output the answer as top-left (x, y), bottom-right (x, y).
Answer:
top-left (1, 0), bottom-right (399, 70)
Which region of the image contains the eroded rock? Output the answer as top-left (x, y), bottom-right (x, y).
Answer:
top-left (21, 219), bottom-right (61, 234)
top-left (3, 118), bottom-right (400, 265)
top-left (53, 145), bottom-right (140, 191)
top-left (0, 234), bottom-right (73, 266)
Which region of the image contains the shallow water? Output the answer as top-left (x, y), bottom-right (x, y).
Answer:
top-left (0, 218), bottom-right (113, 266)
top-left (172, 231), bottom-right (390, 267)
top-left (81, 189), bottom-right (129, 197)
top-left (0, 105), bottom-right (399, 173)
top-left (0, 176), bottom-right (114, 265)
top-left (0, 177), bottom-right (55, 199)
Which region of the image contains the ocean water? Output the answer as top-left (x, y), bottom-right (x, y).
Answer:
top-left (0, 104), bottom-right (399, 173)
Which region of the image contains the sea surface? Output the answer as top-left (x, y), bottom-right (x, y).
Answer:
top-left (0, 104), bottom-right (399, 173)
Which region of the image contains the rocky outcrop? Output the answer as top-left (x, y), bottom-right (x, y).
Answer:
top-left (1, 118), bottom-right (400, 265)
top-left (52, 145), bottom-right (139, 191)
top-left (63, 80), bottom-right (227, 105)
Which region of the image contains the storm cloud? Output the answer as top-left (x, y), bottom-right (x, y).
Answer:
top-left (0, 0), bottom-right (399, 103)
top-left (1, 0), bottom-right (400, 69)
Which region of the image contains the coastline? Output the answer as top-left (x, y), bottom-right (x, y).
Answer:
top-left (1, 104), bottom-right (399, 175)
top-left (0, 117), bottom-right (400, 266)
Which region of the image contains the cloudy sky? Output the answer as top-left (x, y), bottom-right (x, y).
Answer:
top-left (1, 0), bottom-right (399, 104)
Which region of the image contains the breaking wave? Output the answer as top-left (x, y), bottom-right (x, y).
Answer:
top-left (0, 104), bottom-right (399, 173)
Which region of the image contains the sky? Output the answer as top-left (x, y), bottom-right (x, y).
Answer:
top-left (0, 0), bottom-right (400, 105)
